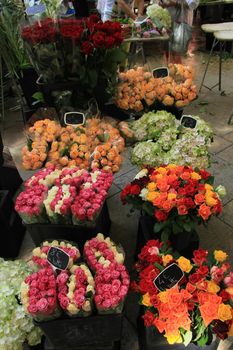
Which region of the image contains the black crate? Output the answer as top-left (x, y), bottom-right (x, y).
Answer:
top-left (135, 215), bottom-right (199, 259)
top-left (0, 190), bottom-right (14, 224)
top-left (25, 202), bottom-right (111, 252)
top-left (34, 313), bottom-right (123, 349)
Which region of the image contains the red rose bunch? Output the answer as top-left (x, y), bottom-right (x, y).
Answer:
top-left (21, 18), bottom-right (57, 45)
top-left (21, 267), bottom-right (60, 321)
top-left (121, 165), bottom-right (223, 240)
top-left (94, 262), bottom-right (130, 313)
top-left (133, 240), bottom-right (233, 346)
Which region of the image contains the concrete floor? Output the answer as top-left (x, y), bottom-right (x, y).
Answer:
top-left (1, 44), bottom-right (233, 349)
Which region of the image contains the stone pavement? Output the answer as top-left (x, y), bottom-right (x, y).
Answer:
top-left (1, 50), bottom-right (233, 350)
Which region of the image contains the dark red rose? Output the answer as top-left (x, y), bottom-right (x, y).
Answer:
top-left (199, 169), bottom-right (211, 180)
top-left (130, 184), bottom-right (141, 196)
top-left (89, 14), bottom-right (100, 23)
top-left (192, 249), bottom-right (208, 266)
top-left (187, 302), bottom-right (195, 311)
top-left (219, 290), bottom-right (230, 302)
top-left (196, 265), bottom-right (209, 276)
top-left (213, 320), bottom-right (230, 340)
top-left (198, 183), bottom-right (205, 192)
top-left (189, 273), bottom-right (203, 284)
top-left (184, 184), bottom-right (196, 196)
top-left (113, 32), bottom-right (123, 46)
top-left (104, 36), bottom-right (115, 49)
top-left (81, 41), bottom-right (93, 55)
top-left (150, 294), bottom-right (160, 308)
top-left (212, 200), bottom-right (222, 215)
top-left (184, 197), bottom-right (195, 209)
top-left (142, 310), bottom-right (155, 327)
top-left (92, 32), bottom-right (106, 48)
top-left (154, 210), bottom-right (168, 222)
top-left (177, 187), bottom-right (186, 196)
top-left (120, 184), bottom-right (131, 204)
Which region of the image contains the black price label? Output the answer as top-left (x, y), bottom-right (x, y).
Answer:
top-left (181, 115), bottom-right (197, 129)
top-left (153, 67), bottom-right (169, 79)
top-left (153, 263), bottom-right (184, 291)
top-left (64, 112), bottom-right (85, 126)
top-left (47, 247), bottom-right (70, 271)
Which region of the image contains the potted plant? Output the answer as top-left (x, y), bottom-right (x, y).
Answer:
top-left (121, 165), bottom-right (225, 257)
top-left (132, 240), bottom-right (233, 348)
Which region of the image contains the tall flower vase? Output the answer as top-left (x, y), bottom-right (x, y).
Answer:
top-left (136, 215), bottom-right (199, 259)
top-left (138, 316), bottom-right (219, 350)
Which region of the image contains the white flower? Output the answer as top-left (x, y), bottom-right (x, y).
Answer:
top-left (134, 168), bottom-right (148, 179)
top-left (140, 188), bottom-right (149, 200)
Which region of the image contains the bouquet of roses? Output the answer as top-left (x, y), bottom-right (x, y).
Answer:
top-left (0, 259), bottom-right (43, 350)
top-left (133, 240), bottom-right (233, 346)
top-left (21, 18), bottom-right (65, 82)
top-left (84, 233), bottom-right (125, 272)
top-left (57, 264), bottom-right (95, 317)
top-left (21, 266), bottom-right (61, 321)
top-left (15, 184), bottom-right (48, 224)
top-left (44, 184), bottom-right (77, 224)
top-left (32, 240), bottom-right (80, 269)
top-left (55, 168), bottom-right (89, 187)
top-left (121, 165), bottom-right (224, 242)
top-left (94, 262), bottom-right (130, 314)
top-left (25, 165), bottom-right (62, 188)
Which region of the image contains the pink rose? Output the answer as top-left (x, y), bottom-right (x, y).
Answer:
top-left (224, 272), bottom-right (233, 287)
top-left (112, 279), bottom-right (121, 293)
top-left (29, 288), bottom-right (38, 297)
top-left (102, 299), bottom-right (112, 309)
top-left (59, 296), bottom-right (69, 309)
top-left (36, 298), bottom-right (49, 312)
top-left (28, 304), bottom-right (38, 314)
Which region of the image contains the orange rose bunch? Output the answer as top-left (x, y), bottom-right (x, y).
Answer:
top-left (121, 165), bottom-right (224, 241)
top-left (21, 118), bottom-right (125, 173)
top-left (115, 64), bottom-right (197, 112)
top-left (132, 240), bottom-right (233, 346)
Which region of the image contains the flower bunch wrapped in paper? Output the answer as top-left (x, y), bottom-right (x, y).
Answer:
top-left (84, 233), bottom-right (125, 272)
top-left (57, 264), bottom-right (95, 317)
top-left (146, 4), bottom-right (171, 30)
top-left (121, 165), bottom-right (224, 241)
top-left (56, 168), bottom-right (89, 187)
top-left (94, 262), bottom-right (130, 314)
top-left (71, 171), bottom-right (113, 225)
top-left (21, 266), bottom-right (61, 321)
top-left (21, 18), bottom-right (65, 82)
top-left (133, 240), bottom-right (233, 345)
top-left (15, 184), bottom-right (48, 224)
top-left (44, 184), bottom-right (77, 224)
top-left (32, 240), bottom-right (80, 268)
top-left (0, 259), bottom-right (43, 350)
top-left (25, 165), bottom-right (62, 188)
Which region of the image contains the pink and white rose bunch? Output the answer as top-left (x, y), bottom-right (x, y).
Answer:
top-left (57, 264), bottom-right (95, 316)
top-left (25, 165), bottom-right (61, 188)
top-left (84, 233), bottom-right (125, 272)
top-left (43, 184), bottom-right (77, 224)
top-left (55, 168), bottom-right (89, 187)
top-left (21, 266), bottom-right (61, 321)
top-left (15, 184), bottom-right (48, 224)
top-left (94, 262), bottom-right (130, 314)
top-left (32, 240), bottom-right (80, 268)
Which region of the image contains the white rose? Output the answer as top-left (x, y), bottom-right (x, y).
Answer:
top-left (115, 254), bottom-right (124, 264)
top-left (32, 247), bottom-right (41, 257)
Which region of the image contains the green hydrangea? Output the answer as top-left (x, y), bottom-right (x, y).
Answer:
top-left (146, 4), bottom-right (172, 29)
top-left (0, 259), bottom-right (42, 350)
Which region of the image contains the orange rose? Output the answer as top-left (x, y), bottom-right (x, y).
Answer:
top-left (198, 204), bottom-right (212, 220)
top-left (153, 318), bottom-right (166, 333)
top-left (167, 290), bottom-right (183, 308)
top-left (194, 193), bottom-right (205, 205)
top-left (173, 302), bottom-right (188, 318)
top-left (158, 303), bottom-right (171, 318)
top-left (180, 172), bottom-right (191, 180)
top-left (199, 302), bottom-right (219, 326)
top-left (162, 200), bottom-right (173, 212)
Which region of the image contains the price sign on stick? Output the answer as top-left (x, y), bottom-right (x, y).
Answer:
top-left (152, 67), bottom-right (169, 79)
top-left (153, 263), bottom-right (184, 291)
top-left (64, 112), bottom-right (85, 127)
top-left (181, 115), bottom-right (197, 129)
top-left (47, 247), bottom-right (70, 271)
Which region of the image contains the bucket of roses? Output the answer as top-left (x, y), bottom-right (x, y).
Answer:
top-left (121, 165), bottom-right (225, 247)
top-left (132, 239), bottom-right (233, 347)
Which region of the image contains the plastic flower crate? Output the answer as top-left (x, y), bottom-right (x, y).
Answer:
top-left (34, 313), bottom-right (123, 349)
top-left (25, 201), bottom-right (111, 252)
top-left (137, 312), bottom-right (219, 350)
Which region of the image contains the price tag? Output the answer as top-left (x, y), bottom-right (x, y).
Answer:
top-left (47, 247), bottom-right (70, 271)
top-left (64, 112), bottom-right (85, 126)
top-left (152, 67), bottom-right (169, 79)
top-left (181, 115), bottom-right (197, 129)
top-left (26, 4), bottom-right (46, 15)
top-left (153, 263), bottom-right (184, 291)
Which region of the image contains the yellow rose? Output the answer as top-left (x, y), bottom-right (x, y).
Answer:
top-left (67, 303), bottom-right (78, 315)
top-left (68, 281), bottom-right (76, 292)
top-left (32, 247), bottom-right (41, 257)
top-left (147, 191), bottom-right (159, 202)
top-left (191, 172), bottom-right (201, 180)
top-left (162, 254), bottom-right (173, 266)
top-left (142, 293), bottom-right (152, 307)
top-left (218, 304), bottom-right (233, 322)
top-left (207, 281), bottom-right (220, 294)
top-left (205, 196), bottom-right (217, 207)
top-left (166, 331), bottom-right (182, 345)
top-left (158, 291), bottom-right (168, 303)
top-left (157, 167), bottom-right (167, 174)
top-left (205, 184), bottom-right (213, 191)
top-left (167, 164), bottom-right (176, 169)
top-left (83, 300), bottom-right (91, 312)
top-left (177, 256), bottom-right (192, 273)
top-left (147, 182), bottom-right (157, 191)
top-left (214, 250), bottom-right (228, 262)
top-left (168, 193), bottom-right (177, 200)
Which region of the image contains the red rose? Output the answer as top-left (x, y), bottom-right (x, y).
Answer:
top-left (189, 273), bottom-right (203, 284)
top-left (196, 265), bottom-right (209, 276)
top-left (81, 41), bottom-right (94, 55)
top-left (198, 183), bottom-right (205, 192)
top-left (213, 320), bottom-right (230, 340)
top-left (92, 32), bottom-right (106, 48)
top-left (186, 282), bottom-right (196, 294)
top-left (120, 184), bottom-right (131, 204)
top-left (104, 36), bottom-right (115, 49)
top-left (177, 205), bottom-right (188, 215)
top-left (199, 169), bottom-right (211, 180)
top-left (192, 249), bottom-right (208, 266)
top-left (142, 310), bottom-right (155, 327)
top-left (212, 200), bottom-right (222, 215)
top-left (150, 294), bottom-right (160, 308)
top-left (130, 184), bottom-right (141, 195)
top-left (184, 197), bottom-right (195, 209)
top-left (219, 290), bottom-right (230, 302)
top-left (154, 210), bottom-right (168, 222)
top-left (194, 193), bottom-right (205, 205)
top-left (113, 32), bottom-right (123, 46)
top-left (198, 204), bottom-right (212, 221)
